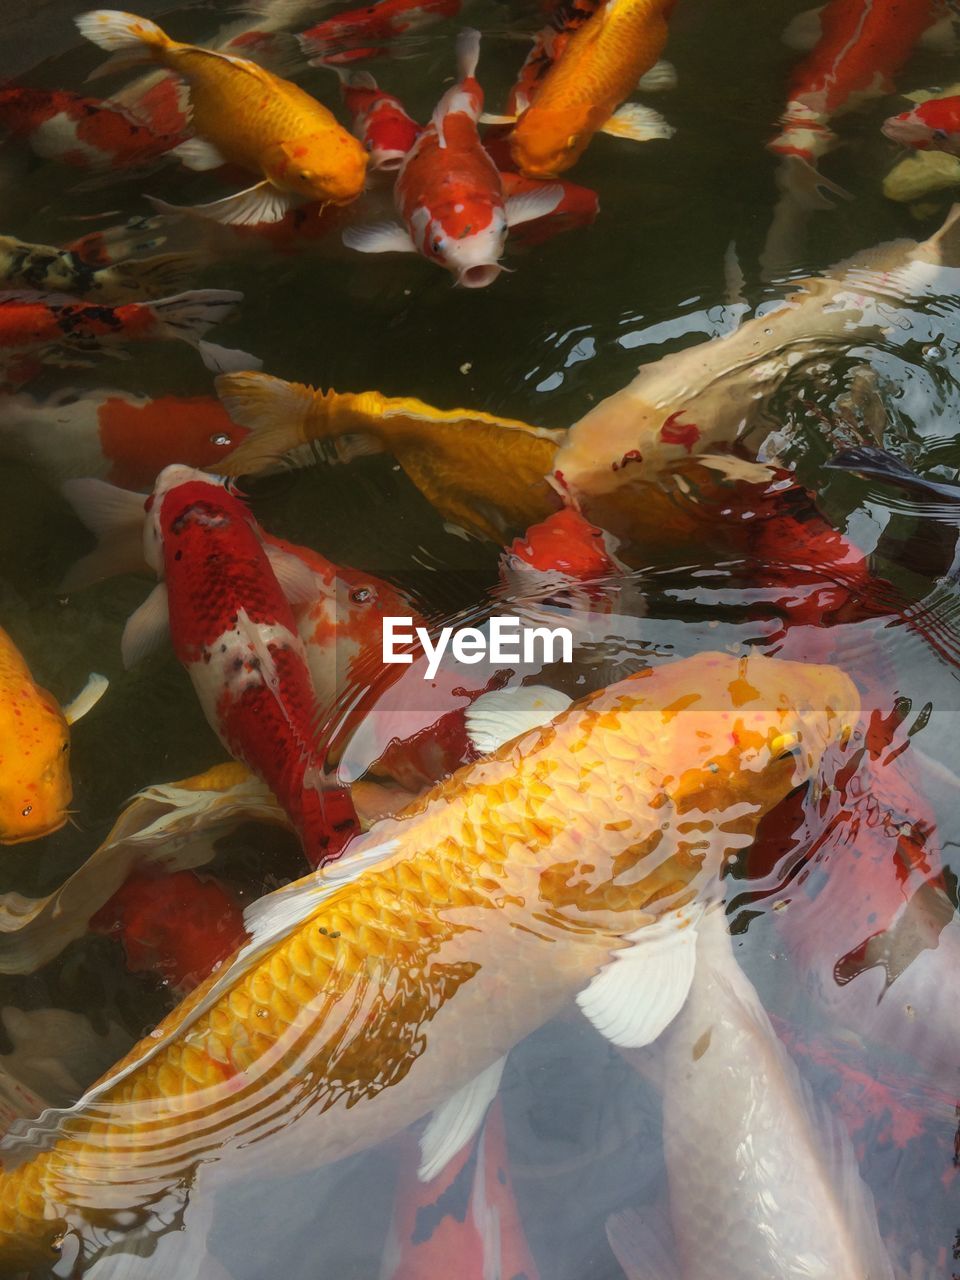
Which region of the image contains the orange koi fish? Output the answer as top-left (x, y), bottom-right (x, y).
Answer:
top-left (383, 1100), bottom-right (540, 1279)
top-left (0, 627), bottom-right (106, 845)
top-left (343, 31), bottom-right (562, 287)
top-left (499, 0), bottom-right (676, 178)
top-left (0, 651), bottom-right (858, 1266)
top-left (75, 9), bottom-right (368, 224)
top-left (0, 84), bottom-right (183, 169)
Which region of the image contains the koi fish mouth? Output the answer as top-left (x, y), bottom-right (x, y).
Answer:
top-left (374, 152), bottom-right (406, 171)
top-left (0, 812), bottom-right (68, 844)
top-left (458, 263), bottom-right (501, 288)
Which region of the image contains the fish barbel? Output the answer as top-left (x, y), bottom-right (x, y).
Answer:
top-left (0, 651), bottom-right (857, 1265)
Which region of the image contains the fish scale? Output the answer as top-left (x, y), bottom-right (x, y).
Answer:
top-left (0, 652), bottom-right (858, 1265)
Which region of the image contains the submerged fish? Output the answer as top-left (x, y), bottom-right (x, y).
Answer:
top-left (0, 626), bottom-right (106, 845)
top-left (883, 95), bottom-right (960, 156)
top-left (0, 231), bottom-right (191, 304)
top-left (343, 31), bottom-right (562, 287)
top-left (300, 0), bottom-right (462, 64)
top-left (0, 387), bottom-right (249, 490)
top-left (214, 370), bottom-right (560, 540)
top-left (0, 651), bottom-right (858, 1266)
top-left (498, 170), bottom-right (599, 246)
top-left (0, 84), bottom-right (183, 169)
top-left (75, 9), bottom-right (368, 224)
top-left (502, 0), bottom-right (675, 178)
top-left (609, 908), bottom-right (894, 1280)
top-left (335, 70), bottom-right (420, 171)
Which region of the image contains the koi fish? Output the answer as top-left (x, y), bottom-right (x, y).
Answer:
top-left (609, 908), bottom-right (894, 1280)
top-left (770, 0), bottom-right (941, 163)
top-left (0, 626), bottom-right (107, 845)
top-left (214, 370), bottom-right (560, 541)
top-left (75, 9), bottom-right (368, 224)
top-left (91, 869), bottom-right (247, 995)
top-left (0, 288), bottom-right (248, 371)
top-left (335, 70), bottom-right (420, 171)
top-left (498, 170), bottom-right (599, 246)
top-left (496, 0), bottom-right (676, 179)
top-left (342, 31), bottom-right (563, 288)
top-left (0, 387), bottom-right (249, 490)
top-left (882, 96), bottom-right (960, 155)
top-left (299, 0), bottom-right (462, 66)
top-left (504, 0), bottom-right (604, 121)
top-left (382, 1100), bottom-right (540, 1279)
top-left (0, 84), bottom-right (183, 169)
top-left (0, 651), bottom-right (858, 1265)
top-left (117, 465), bottom-right (361, 867)
top-left (0, 231), bottom-right (192, 304)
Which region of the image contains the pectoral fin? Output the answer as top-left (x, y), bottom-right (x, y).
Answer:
top-left (636, 59), bottom-right (677, 92)
top-left (418, 1055), bottom-right (505, 1182)
top-left (465, 684), bottom-right (572, 756)
top-left (61, 673), bottom-right (109, 726)
top-left (341, 222), bottom-right (416, 254)
top-left (505, 184), bottom-right (563, 228)
top-left (171, 137), bottom-right (229, 172)
top-left (148, 182), bottom-right (292, 226)
top-left (601, 103), bottom-right (674, 142)
top-left (121, 582), bottom-right (170, 669)
top-left (263, 544), bottom-right (319, 605)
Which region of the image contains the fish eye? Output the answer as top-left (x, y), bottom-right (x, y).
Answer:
top-left (20, 805), bottom-right (32, 817)
top-left (566, 134), bottom-right (580, 149)
top-left (61, 741), bottom-right (70, 753)
top-left (933, 129), bottom-right (948, 141)
top-left (299, 170), bottom-right (313, 181)
top-left (351, 586), bottom-right (373, 604)
top-left (210, 432), bottom-right (232, 447)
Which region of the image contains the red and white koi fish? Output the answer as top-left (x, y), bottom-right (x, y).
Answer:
top-left (882, 95), bottom-right (960, 155)
top-left (770, 0), bottom-right (942, 163)
top-left (335, 70), bottom-right (420, 171)
top-left (342, 30), bottom-right (562, 288)
top-left (382, 1099), bottom-right (540, 1280)
top-left (0, 387), bottom-right (249, 489)
top-left (299, 0), bottom-right (462, 66)
top-left (125, 465), bottom-right (362, 867)
top-left (0, 85), bottom-right (183, 170)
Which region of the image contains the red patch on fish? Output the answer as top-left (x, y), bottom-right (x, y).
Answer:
top-left (99, 395), bottom-right (249, 489)
top-left (659, 411), bottom-right (701, 452)
top-left (611, 449), bottom-right (643, 472)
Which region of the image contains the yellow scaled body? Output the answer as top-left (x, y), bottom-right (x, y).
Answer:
top-left (215, 371), bottom-right (561, 540)
top-left (510, 0), bottom-right (673, 177)
top-left (0, 627), bottom-right (72, 845)
top-left (0, 652), bottom-right (857, 1265)
top-left (77, 10), bottom-right (367, 209)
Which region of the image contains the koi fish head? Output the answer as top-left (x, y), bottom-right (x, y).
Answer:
top-left (416, 203), bottom-right (508, 288)
top-left (272, 133), bottom-right (368, 205)
top-left (145, 464), bottom-right (237, 575)
top-left (0, 677), bottom-right (71, 845)
top-left (363, 106), bottom-right (420, 171)
top-left (503, 508), bottom-right (623, 581)
top-left (881, 102), bottom-right (959, 151)
top-left (510, 104), bottom-right (593, 179)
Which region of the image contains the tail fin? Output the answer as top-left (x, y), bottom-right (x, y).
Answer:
top-left (148, 289), bottom-right (242, 345)
top-left (96, 251), bottom-right (197, 302)
top-left (214, 372), bottom-right (316, 474)
top-left (456, 27), bottom-right (481, 81)
top-left (75, 9), bottom-right (169, 53)
top-left (60, 476), bottom-right (148, 589)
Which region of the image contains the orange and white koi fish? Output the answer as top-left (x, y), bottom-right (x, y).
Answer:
top-left (0, 84), bottom-right (183, 170)
top-left (0, 387), bottom-right (249, 489)
top-left (493, 0), bottom-right (676, 179)
top-left (0, 626), bottom-right (107, 845)
top-left (0, 651), bottom-right (857, 1266)
top-left (383, 1100), bottom-right (540, 1279)
top-left (299, 0), bottom-right (462, 66)
top-left (770, 0), bottom-right (942, 163)
top-left (75, 9), bottom-right (368, 224)
top-left (335, 70), bottom-right (420, 171)
top-left (343, 31), bottom-right (562, 287)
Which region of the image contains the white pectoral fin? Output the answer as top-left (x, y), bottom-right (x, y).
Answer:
top-left (577, 904), bottom-right (703, 1048)
top-left (198, 340), bottom-right (263, 374)
top-left (465, 684), bottom-right (572, 756)
top-left (61, 673), bottom-right (109, 726)
top-left (263, 544), bottom-right (319, 605)
top-left (61, 477), bottom-right (146, 541)
top-left (418, 1055), bottom-right (505, 1182)
top-left (636, 59), bottom-right (677, 92)
top-left (478, 112), bottom-right (517, 126)
top-left (121, 582), bottom-right (170, 669)
top-left (341, 222), bottom-right (416, 254)
top-left (148, 182), bottom-right (292, 226)
top-left (601, 103), bottom-right (674, 142)
top-left (505, 184), bottom-right (564, 228)
top-left (171, 137), bottom-right (229, 171)
top-left (606, 1207), bottom-right (680, 1280)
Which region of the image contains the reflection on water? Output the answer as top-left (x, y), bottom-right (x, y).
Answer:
top-left (0, 0), bottom-right (957, 1276)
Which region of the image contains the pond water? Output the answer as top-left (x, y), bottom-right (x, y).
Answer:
top-left (0, 0), bottom-right (958, 1276)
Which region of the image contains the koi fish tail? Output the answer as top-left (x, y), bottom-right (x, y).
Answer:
top-left (214, 371), bottom-right (318, 474)
top-left (94, 251), bottom-right (197, 302)
top-left (75, 10), bottom-right (172, 63)
top-left (146, 289), bottom-right (255, 370)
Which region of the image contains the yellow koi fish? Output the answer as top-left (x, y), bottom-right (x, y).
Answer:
top-left (0, 652), bottom-right (857, 1267)
top-left (495, 0), bottom-right (676, 178)
top-left (0, 627), bottom-right (107, 846)
top-left (75, 10), bottom-right (368, 224)
top-left (215, 370), bottom-right (560, 541)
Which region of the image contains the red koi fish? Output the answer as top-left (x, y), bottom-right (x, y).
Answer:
top-left (299, 0), bottom-right (462, 65)
top-left (382, 1100), bottom-right (540, 1279)
top-left (343, 30), bottom-right (562, 288)
top-left (90, 869), bottom-right (247, 994)
top-left (498, 171), bottom-right (599, 246)
top-left (0, 387), bottom-right (249, 490)
top-left (882, 95), bottom-right (960, 154)
top-left (0, 289), bottom-right (246, 368)
top-left (126, 465), bottom-right (361, 867)
top-left (770, 0), bottom-right (940, 162)
top-left (0, 85), bottom-right (183, 170)
top-left (336, 70), bottom-right (420, 171)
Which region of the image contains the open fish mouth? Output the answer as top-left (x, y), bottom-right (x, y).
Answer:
top-left (458, 263), bottom-right (502, 288)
